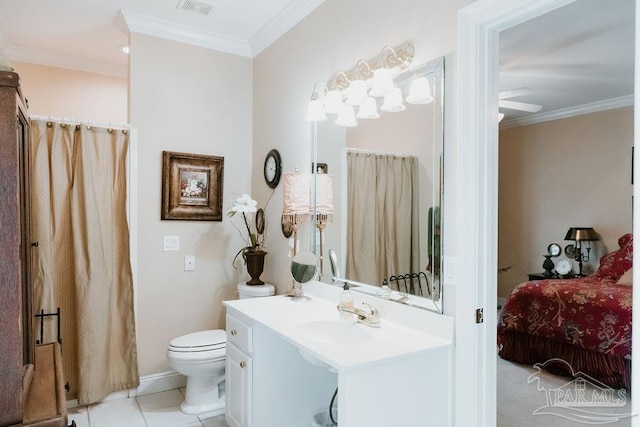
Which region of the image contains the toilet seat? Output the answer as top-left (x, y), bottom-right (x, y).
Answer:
top-left (168, 330), bottom-right (226, 353)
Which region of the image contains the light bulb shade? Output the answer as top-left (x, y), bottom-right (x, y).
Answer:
top-left (282, 172), bottom-right (312, 224)
top-left (335, 105), bottom-right (357, 127)
top-left (324, 89), bottom-right (343, 114)
top-left (564, 227), bottom-right (599, 241)
top-left (356, 96), bottom-right (379, 119)
top-left (380, 87), bottom-right (406, 112)
top-left (406, 77), bottom-right (434, 104)
top-left (315, 174), bottom-right (334, 218)
top-left (345, 80), bottom-right (368, 106)
top-left (369, 68), bottom-right (396, 97)
top-left (306, 99), bottom-right (327, 122)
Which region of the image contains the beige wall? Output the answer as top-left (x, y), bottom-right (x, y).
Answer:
top-left (12, 62), bottom-right (127, 123)
top-left (129, 34), bottom-right (253, 376)
top-left (498, 107), bottom-right (633, 297)
top-left (252, 0), bottom-right (472, 314)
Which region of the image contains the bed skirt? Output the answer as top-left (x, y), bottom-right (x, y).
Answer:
top-left (498, 331), bottom-right (630, 391)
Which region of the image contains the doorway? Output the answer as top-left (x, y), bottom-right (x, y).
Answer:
top-left (456, 0), bottom-right (638, 425)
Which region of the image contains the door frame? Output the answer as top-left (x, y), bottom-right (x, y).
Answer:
top-left (455, 0), bottom-right (639, 425)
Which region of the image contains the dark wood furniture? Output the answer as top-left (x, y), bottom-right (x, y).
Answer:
top-left (0, 71), bottom-right (68, 427)
top-left (527, 272), bottom-right (558, 281)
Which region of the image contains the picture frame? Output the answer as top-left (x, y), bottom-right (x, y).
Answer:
top-left (161, 151), bottom-right (224, 221)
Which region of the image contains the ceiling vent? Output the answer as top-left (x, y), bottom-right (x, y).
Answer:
top-left (176, 0), bottom-right (215, 16)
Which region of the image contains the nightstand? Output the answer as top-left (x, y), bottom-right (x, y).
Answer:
top-left (528, 273), bottom-right (559, 281)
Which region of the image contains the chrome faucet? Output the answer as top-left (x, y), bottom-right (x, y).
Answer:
top-left (337, 302), bottom-right (381, 328)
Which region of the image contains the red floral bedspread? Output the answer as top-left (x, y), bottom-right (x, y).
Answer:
top-left (498, 275), bottom-right (632, 359)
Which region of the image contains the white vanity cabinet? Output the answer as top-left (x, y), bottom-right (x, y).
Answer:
top-left (223, 282), bottom-right (454, 427)
top-left (225, 314), bottom-right (253, 427)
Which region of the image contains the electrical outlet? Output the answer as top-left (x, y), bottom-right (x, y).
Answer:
top-left (184, 255), bottom-right (195, 271)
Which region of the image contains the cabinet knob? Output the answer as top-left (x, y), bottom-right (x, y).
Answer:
top-left (230, 329), bottom-right (237, 336)
top-left (240, 361), bottom-right (247, 368)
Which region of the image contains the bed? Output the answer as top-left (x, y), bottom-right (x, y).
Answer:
top-left (497, 233), bottom-right (633, 390)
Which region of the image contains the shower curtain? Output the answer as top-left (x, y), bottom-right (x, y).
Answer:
top-left (346, 151), bottom-right (420, 286)
top-left (30, 119), bottom-right (139, 405)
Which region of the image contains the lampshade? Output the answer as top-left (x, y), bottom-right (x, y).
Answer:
top-left (345, 80), bottom-right (368, 106)
top-left (356, 96), bottom-right (379, 119)
top-left (315, 174), bottom-right (334, 218)
top-left (369, 67), bottom-right (396, 97)
top-left (282, 172), bottom-right (312, 224)
top-left (564, 227), bottom-right (599, 241)
top-left (335, 105), bottom-right (357, 127)
top-left (380, 87), bottom-right (406, 112)
top-left (305, 99), bottom-right (327, 122)
top-left (405, 76), bottom-right (433, 104)
top-left (323, 89), bottom-right (343, 114)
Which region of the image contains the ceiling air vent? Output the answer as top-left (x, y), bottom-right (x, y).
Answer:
top-left (176, 0), bottom-right (215, 16)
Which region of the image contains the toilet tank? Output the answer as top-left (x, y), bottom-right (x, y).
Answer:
top-left (237, 283), bottom-right (275, 299)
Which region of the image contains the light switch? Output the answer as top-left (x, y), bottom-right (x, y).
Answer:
top-left (184, 255), bottom-right (195, 271)
top-left (163, 236), bottom-right (179, 251)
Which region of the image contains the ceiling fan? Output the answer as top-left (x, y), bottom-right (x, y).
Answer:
top-left (499, 87), bottom-right (542, 113)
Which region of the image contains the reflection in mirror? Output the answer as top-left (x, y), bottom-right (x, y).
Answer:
top-left (287, 251), bottom-right (319, 301)
top-left (314, 56), bottom-right (444, 313)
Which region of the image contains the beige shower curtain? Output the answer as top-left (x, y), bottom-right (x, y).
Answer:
top-left (30, 119), bottom-right (139, 405)
top-left (346, 151), bottom-right (420, 286)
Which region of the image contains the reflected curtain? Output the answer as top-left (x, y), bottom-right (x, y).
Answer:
top-left (30, 119), bottom-right (139, 405)
top-left (346, 151), bottom-right (420, 286)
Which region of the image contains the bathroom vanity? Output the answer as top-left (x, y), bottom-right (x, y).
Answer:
top-left (223, 281), bottom-right (454, 427)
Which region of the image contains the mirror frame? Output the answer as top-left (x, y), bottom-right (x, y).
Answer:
top-left (310, 56), bottom-right (445, 313)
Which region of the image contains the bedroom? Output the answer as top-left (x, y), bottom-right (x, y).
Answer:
top-left (495, 0), bottom-right (634, 422)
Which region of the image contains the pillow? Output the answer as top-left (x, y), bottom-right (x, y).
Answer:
top-left (617, 267), bottom-right (633, 286)
top-left (594, 233), bottom-right (633, 281)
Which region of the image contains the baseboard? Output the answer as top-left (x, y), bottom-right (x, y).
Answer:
top-left (135, 371), bottom-right (187, 397)
top-left (66, 371), bottom-right (187, 408)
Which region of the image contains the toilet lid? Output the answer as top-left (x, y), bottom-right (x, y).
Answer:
top-left (169, 330), bottom-right (226, 353)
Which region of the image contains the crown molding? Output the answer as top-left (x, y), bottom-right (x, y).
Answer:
top-left (249, 0), bottom-right (324, 56)
top-left (499, 95), bottom-right (634, 129)
top-left (120, 10), bottom-right (252, 58)
top-left (6, 45), bottom-right (128, 78)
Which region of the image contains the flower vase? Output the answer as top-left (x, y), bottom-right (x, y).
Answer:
top-left (245, 250), bottom-right (267, 285)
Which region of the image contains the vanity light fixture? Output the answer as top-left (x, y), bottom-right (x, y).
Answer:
top-left (119, 45), bottom-right (130, 54)
top-left (305, 43), bottom-right (416, 126)
top-left (305, 81), bottom-right (328, 122)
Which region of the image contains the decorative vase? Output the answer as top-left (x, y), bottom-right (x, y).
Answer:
top-left (245, 250), bottom-right (267, 285)
top-left (542, 255), bottom-right (555, 277)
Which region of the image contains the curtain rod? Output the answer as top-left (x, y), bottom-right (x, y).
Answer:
top-left (347, 147), bottom-right (414, 158)
top-left (30, 115), bottom-right (130, 130)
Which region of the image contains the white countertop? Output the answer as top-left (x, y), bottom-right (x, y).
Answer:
top-left (223, 281), bottom-right (453, 372)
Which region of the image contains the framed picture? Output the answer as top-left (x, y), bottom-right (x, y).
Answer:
top-left (161, 151), bottom-right (224, 221)
top-left (313, 162), bottom-right (328, 174)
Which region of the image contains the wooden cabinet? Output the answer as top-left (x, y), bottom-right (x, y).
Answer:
top-left (0, 70), bottom-right (33, 426)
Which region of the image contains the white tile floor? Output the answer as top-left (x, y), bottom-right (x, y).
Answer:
top-left (68, 389), bottom-right (229, 427)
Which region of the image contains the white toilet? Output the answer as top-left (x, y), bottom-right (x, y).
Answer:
top-left (237, 282), bottom-right (275, 299)
top-left (166, 283), bottom-right (275, 415)
top-left (166, 329), bottom-right (227, 415)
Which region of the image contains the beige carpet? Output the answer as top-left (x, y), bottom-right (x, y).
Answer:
top-left (497, 356), bottom-right (633, 426)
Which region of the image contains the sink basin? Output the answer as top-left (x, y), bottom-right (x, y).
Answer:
top-left (296, 318), bottom-right (373, 345)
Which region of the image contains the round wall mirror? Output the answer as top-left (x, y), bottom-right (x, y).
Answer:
top-left (290, 251), bottom-right (318, 284)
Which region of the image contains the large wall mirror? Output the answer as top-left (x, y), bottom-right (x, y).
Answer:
top-left (312, 55), bottom-right (444, 313)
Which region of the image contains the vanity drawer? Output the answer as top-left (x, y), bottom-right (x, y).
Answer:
top-left (227, 314), bottom-right (253, 354)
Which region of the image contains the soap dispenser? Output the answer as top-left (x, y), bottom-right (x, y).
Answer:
top-left (376, 278), bottom-right (391, 299)
top-left (339, 282), bottom-right (354, 320)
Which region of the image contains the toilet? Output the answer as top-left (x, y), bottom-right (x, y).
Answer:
top-left (237, 282), bottom-right (275, 299)
top-left (166, 283), bottom-right (274, 415)
top-left (166, 329), bottom-right (227, 415)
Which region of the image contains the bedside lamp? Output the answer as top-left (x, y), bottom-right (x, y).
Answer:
top-left (564, 227), bottom-right (599, 276)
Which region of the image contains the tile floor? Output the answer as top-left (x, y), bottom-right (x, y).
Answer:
top-left (68, 388), bottom-right (229, 427)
